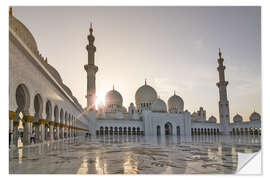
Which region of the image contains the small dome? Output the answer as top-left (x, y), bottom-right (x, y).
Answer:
top-left (135, 82), bottom-right (157, 108)
top-left (105, 88), bottom-right (123, 107)
top-left (249, 111), bottom-right (261, 121)
top-left (151, 98), bottom-right (167, 113)
top-left (208, 116), bottom-right (217, 123)
top-left (168, 93), bottom-right (184, 113)
top-left (10, 15), bottom-right (38, 54)
top-left (233, 114), bottom-right (243, 123)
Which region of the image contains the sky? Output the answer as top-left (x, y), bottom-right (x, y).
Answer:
top-left (12, 6), bottom-right (261, 122)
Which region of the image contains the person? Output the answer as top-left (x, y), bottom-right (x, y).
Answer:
top-left (31, 131), bottom-right (36, 144)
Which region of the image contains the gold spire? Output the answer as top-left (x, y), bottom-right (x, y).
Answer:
top-left (113, 84), bottom-right (115, 91)
top-left (90, 22), bottom-right (93, 33)
top-left (9, 7), bottom-right (12, 16)
top-left (218, 48), bottom-right (222, 58)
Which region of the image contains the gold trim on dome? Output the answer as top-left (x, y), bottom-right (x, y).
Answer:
top-left (55, 123), bottom-right (60, 127)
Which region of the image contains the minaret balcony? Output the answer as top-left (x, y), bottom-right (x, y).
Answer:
top-left (217, 66), bottom-right (226, 71)
top-left (84, 64), bottom-right (98, 73)
top-left (216, 81), bottom-right (228, 87)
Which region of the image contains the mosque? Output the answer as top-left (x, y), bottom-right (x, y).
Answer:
top-left (9, 8), bottom-right (261, 147)
top-left (85, 23), bottom-right (261, 137)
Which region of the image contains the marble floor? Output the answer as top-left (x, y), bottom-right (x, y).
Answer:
top-left (9, 135), bottom-right (261, 174)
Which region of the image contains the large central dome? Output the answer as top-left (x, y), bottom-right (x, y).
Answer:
top-left (135, 82), bottom-right (157, 109)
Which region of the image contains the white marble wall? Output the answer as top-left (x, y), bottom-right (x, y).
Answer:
top-left (9, 30), bottom-right (89, 131)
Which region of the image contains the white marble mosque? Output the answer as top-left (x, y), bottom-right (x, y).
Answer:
top-left (9, 8), bottom-right (261, 148)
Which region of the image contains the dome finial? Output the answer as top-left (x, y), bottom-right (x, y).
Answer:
top-left (145, 78), bottom-right (147, 85)
top-left (9, 7), bottom-right (12, 16)
top-left (174, 90), bottom-right (176, 95)
top-left (218, 48), bottom-right (222, 58)
top-left (90, 22), bottom-right (93, 33)
top-left (113, 84), bottom-right (115, 91)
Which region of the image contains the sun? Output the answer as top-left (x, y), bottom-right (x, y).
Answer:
top-left (95, 93), bottom-right (105, 110)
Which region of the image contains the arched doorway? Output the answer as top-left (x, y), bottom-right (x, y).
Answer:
top-left (45, 100), bottom-right (52, 140)
top-left (132, 127), bottom-right (136, 135)
top-left (54, 105), bottom-right (59, 139)
top-left (119, 127), bottom-right (123, 135)
top-left (14, 84), bottom-right (30, 146)
top-left (137, 127), bottom-right (140, 135)
top-left (114, 127), bottom-right (118, 135)
top-left (164, 122), bottom-right (173, 136)
top-left (177, 126), bottom-right (180, 136)
top-left (128, 127), bottom-right (131, 135)
top-left (34, 94), bottom-right (43, 142)
top-left (100, 127), bottom-right (104, 135)
top-left (105, 127), bottom-right (109, 135)
top-left (110, 127), bottom-right (113, 135)
top-left (157, 125), bottom-right (161, 136)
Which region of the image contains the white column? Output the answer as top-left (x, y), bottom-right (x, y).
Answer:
top-left (23, 114), bottom-right (34, 145)
top-left (56, 125), bottom-right (60, 140)
top-left (49, 121), bottom-right (54, 141)
top-left (9, 111), bottom-right (16, 147)
top-left (60, 125), bottom-right (64, 139)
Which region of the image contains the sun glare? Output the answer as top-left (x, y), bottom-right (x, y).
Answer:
top-left (95, 93), bottom-right (105, 110)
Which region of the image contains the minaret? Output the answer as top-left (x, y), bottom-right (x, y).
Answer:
top-left (216, 48), bottom-right (230, 135)
top-left (84, 23), bottom-right (98, 110)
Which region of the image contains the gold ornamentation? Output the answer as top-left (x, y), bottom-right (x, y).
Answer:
top-left (39, 119), bottom-right (46, 124)
top-left (9, 111), bottom-right (16, 120)
top-left (9, 7), bottom-right (12, 16)
top-left (24, 115), bottom-right (34, 123)
top-left (13, 121), bottom-right (19, 126)
top-left (49, 121), bottom-right (54, 126)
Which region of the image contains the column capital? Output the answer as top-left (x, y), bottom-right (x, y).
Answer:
top-left (39, 119), bottom-right (46, 124)
top-left (13, 121), bottom-right (19, 126)
top-left (9, 111), bottom-right (16, 120)
top-left (24, 115), bottom-right (34, 123)
top-left (49, 121), bottom-right (54, 126)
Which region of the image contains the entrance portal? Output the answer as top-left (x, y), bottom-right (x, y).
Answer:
top-left (164, 122), bottom-right (173, 136)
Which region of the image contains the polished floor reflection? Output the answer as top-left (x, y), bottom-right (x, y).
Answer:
top-left (9, 135), bottom-right (261, 174)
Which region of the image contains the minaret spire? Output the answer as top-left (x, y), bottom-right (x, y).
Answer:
top-left (90, 22), bottom-right (93, 34)
top-left (218, 48), bottom-right (222, 58)
top-left (216, 48), bottom-right (230, 135)
top-left (84, 22), bottom-right (98, 110)
top-left (9, 7), bottom-right (12, 16)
